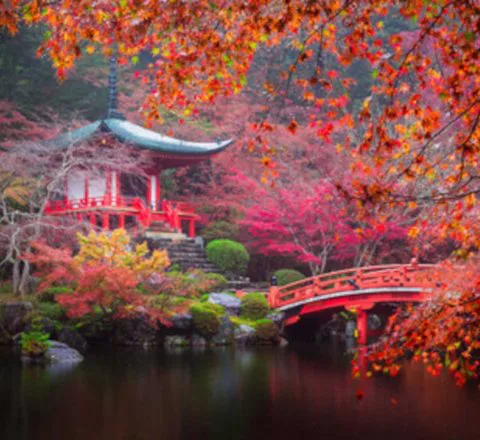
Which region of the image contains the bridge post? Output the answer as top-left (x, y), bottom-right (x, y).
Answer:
top-left (357, 309), bottom-right (368, 345)
top-left (268, 287), bottom-right (278, 308)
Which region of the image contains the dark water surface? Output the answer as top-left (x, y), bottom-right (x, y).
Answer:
top-left (1, 342), bottom-right (480, 440)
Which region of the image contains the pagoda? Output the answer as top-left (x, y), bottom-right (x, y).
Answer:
top-left (44, 57), bottom-right (232, 238)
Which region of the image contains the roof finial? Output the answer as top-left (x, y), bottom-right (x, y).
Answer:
top-left (106, 51), bottom-right (125, 120)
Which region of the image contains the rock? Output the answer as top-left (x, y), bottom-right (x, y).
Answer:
top-left (171, 313), bottom-right (192, 330)
top-left (190, 334), bottom-right (207, 348)
top-left (1, 302), bottom-right (33, 335)
top-left (279, 337), bottom-right (289, 347)
top-left (266, 312), bottom-right (285, 326)
top-left (211, 316), bottom-right (234, 346)
top-left (234, 324), bottom-right (256, 345)
top-left (114, 316), bottom-right (157, 346)
top-left (44, 341), bottom-right (84, 364)
top-left (254, 320), bottom-right (280, 344)
top-left (164, 335), bottom-right (189, 348)
top-left (56, 327), bottom-right (88, 352)
top-left (208, 293), bottom-right (241, 315)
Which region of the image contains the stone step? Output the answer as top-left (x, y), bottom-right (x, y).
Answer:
top-left (167, 248), bottom-right (207, 259)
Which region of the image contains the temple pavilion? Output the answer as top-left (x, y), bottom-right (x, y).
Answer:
top-left (44, 58), bottom-right (232, 237)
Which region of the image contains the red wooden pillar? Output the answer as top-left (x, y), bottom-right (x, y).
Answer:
top-left (146, 175), bottom-right (151, 208)
top-left (357, 309), bottom-right (368, 345)
top-left (119, 213), bottom-right (125, 229)
top-left (76, 212), bottom-right (82, 223)
top-left (89, 212), bottom-right (96, 227)
top-left (102, 212), bottom-right (109, 231)
top-left (105, 170), bottom-right (112, 205)
top-left (188, 218), bottom-right (195, 238)
top-left (84, 177), bottom-right (90, 207)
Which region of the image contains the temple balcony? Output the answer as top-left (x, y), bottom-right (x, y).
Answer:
top-left (44, 196), bottom-right (199, 238)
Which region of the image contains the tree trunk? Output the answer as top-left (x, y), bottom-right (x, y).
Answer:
top-left (12, 260), bottom-right (20, 295)
top-left (18, 259), bottom-right (30, 297)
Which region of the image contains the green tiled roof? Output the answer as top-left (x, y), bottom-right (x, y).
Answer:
top-left (51, 118), bottom-right (233, 156)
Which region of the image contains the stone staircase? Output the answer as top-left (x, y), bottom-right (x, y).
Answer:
top-left (145, 236), bottom-right (221, 273)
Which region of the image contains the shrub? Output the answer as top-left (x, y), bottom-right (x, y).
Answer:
top-left (254, 319), bottom-right (279, 342)
top-left (206, 239), bottom-right (250, 276)
top-left (190, 302), bottom-right (224, 339)
top-left (202, 221), bottom-right (240, 243)
top-left (37, 286), bottom-right (73, 303)
top-left (240, 292), bottom-right (269, 320)
top-left (37, 302), bottom-right (66, 321)
top-left (273, 269), bottom-right (306, 286)
top-left (20, 330), bottom-right (51, 357)
top-left (205, 273), bottom-right (228, 291)
top-left (164, 270), bottom-right (225, 298)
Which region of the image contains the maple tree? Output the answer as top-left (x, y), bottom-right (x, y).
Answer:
top-left (353, 257), bottom-right (480, 387)
top-left (27, 229), bottom-right (172, 325)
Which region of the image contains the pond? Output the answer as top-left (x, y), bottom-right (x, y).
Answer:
top-left (1, 341), bottom-right (479, 440)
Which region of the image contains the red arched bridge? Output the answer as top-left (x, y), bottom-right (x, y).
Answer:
top-left (268, 261), bottom-right (436, 344)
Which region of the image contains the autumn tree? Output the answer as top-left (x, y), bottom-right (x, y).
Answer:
top-left (27, 229), bottom-right (172, 325)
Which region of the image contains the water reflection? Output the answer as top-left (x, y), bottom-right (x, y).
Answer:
top-left (0, 343), bottom-right (479, 440)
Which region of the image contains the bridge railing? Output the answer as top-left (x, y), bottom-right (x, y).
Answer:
top-left (269, 263), bottom-right (436, 309)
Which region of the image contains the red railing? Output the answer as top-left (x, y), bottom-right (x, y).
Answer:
top-left (45, 196), bottom-right (199, 237)
top-left (268, 262), bottom-right (436, 309)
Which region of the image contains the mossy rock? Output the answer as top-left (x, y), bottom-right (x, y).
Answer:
top-left (254, 319), bottom-right (279, 343)
top-left (205, 273), bottom-right (228, 291)
top-left (240, 292), bottom-right (269, 320)
top-left (190, 302), bottom-right (224, 339)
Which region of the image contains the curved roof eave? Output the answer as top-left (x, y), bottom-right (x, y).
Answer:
top-left (104, 119), bottom-right (233, 156)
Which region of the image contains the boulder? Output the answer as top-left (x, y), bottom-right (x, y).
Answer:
top-left (56, 327), bottom-right (88, 352)
top-left (171, 313), bottom-right (192, 330)
top-left (208, 293), bottom-right (241, 315)
top-left (190, 334), bottom-right (207, 348)
top-left (279, 337), bottom-right (289, 347)
top-left (44, 341), bottom-right (84, 364)
top-left (211, 316), bottom-right (234, 346)
top-left (234, 324), bottom-right (256, 345)
top-left (114, 317), bottom-right (157, 346)
top-left (1, 302), bottom-right (33, 335)
top-left (266, 312), bottom-right (285, 326)
top-left (164, 335), bottom-right (189, 348)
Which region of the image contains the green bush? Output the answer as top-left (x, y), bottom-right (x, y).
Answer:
top-left (190, 302), bottom-right (224, 339)
top-left (273, 269), bottom-right (306, 286)
top-left (205, 273), bottom-right (228, 291)
top-left (254, 319), bottom-right (279, 342)
top-left (20, 330), bottom-right (51, 357)
top-left (37, 302), bottom-right (66, 321)
top-left (202, 221), bottom-right (240, 243)
top-left (37, 286), bottom-right (73, 303)
top-left (206, 239), bottom-right (250, 275)
top-left (240, 292), bottom-right (269, 320)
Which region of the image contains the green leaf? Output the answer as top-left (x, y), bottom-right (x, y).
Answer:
top-left (152, 47), bottom-right (160, 56)
top-left (371, 69), bottom-right (379, 79)
top-left (131, 55), bottom-right (139, 64)
top-left (464, 32), bottom-right (475, 43)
